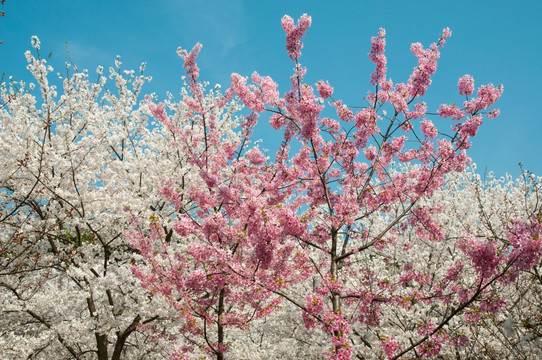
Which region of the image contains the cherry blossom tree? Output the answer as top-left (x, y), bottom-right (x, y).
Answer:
top-left (127, 41), bottom-right (313, 360)
top-left (130, 14), bottom-right (540, 360)
top-left (0, 38), bottom-right (240, 359)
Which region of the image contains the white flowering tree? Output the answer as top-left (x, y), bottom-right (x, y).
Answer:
top-left (441, 167), bottom-right (542, 359)
top-left (0, 38), bottom-right (241, 359)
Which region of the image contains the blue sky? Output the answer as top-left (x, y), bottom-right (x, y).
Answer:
top-left (1, 0), bottom-right (541, 178)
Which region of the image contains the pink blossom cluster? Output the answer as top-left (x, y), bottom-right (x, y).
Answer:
top-left (418, 336), bottom-right (443, 357)
top-left (302, 294), bottom-right (324, 330)
top-left (380, 335), bottom-right (402, 358)
top-left (457, 234), bottom-right (502, 278)
top-left (316, 80), bottom-right (334, 99)
top-left (458, 74), bottom-right (474, 96)
top-left (463, 83), bottom-right (503, 113)
top-left (354, 291), bottom-right (382, 327)
top-left (246, 147), bottom-right (265, 165)
top-left (229, 72), bottom-right (279, 112)
top-left (321, 310), bottom-right (353, 360)
top-left (177, 43), bottom-right (204, 102)
top-left (281, 14), bottom-right (312, 60)
top-left (399, 267), bottom-right (431, 287)
top-left (145, 96), bottom-right (177, 132)
top-left (368, 28), bottom-right (387, 87)
top-left (353, 107), bottom-right (377, 148)
top-left (459, 114), bottom-right (483, 138)
top-left (438, 103), bottom-right (465, 120)
top-left (406, 101), bottom-right (427, 120)
top-left (420, 118), bottom-right (438, 138)
top-left (506, 213), bottom-right (542, 270)
top-left (406, 28), bottom-right (450, 98)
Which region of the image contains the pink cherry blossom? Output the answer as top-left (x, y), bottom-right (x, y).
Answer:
top-left (458, 74), bottom-right (474, 96)
top-left (316, 80), bottom-right (334, 98)
top-left (246, 147), bottom-right (266, 165)
top-left (281, 14), bottom-right (312, 60)
top-left (421, 118), bottom-right (438, 138)
top-left (369, 28), bottom-right (387, 87)
top-left (457, 234), bottom-right (502, 278)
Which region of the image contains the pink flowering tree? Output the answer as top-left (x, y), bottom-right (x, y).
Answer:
top-left (129, 14), bottom-right (540, 360)
top-left (128, 43), bottom-right (312, 360)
